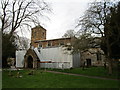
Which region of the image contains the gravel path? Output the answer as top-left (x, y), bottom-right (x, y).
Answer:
top-left (46, 70), bottom-right (119, 81)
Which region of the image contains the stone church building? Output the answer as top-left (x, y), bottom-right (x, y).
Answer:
top-left (16, 25), bottom-right (105, 69)
top-left (23, 25), bottom-right (80, 69)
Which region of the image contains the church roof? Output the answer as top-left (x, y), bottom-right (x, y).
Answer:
top-left (34, 37), bottom-right (71, 43)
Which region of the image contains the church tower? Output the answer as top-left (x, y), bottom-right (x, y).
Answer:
top-left (31, 25), bottom-right (46, 47)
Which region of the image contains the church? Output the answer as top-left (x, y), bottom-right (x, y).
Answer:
top-left (16, 25), bottom-right (80, 69)
top-left (16, 25), bottom-right (105, 69)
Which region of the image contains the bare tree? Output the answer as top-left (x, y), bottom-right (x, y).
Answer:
top-left (16, 36), bottom-right (30, 50)
top-left (77, 1), bottom-right (113, 36)
top-left (77, 0), bottom-right (119, 74)
top-left (62, 30), bottom-right (76, 38)
top-left (1, 0), bottom-right (10, 32)
top-left (1, 0), bottom-right (51, 37)
top-left (1, 0), bottom-right (51, 67)
top-left (72, 33), bottom-right (93, 52)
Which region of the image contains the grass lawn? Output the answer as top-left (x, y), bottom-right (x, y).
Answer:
top-left (2, 69), bottom-right (119, 88)
top-left (47, 67), bottom-right (119, 79)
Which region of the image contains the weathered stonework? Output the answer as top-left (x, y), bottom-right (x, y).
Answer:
top-left (31, 26), bottom-right (46, 47)
top-left (24, 49), bottom-right (39, 68)
top-left (80, 48), bottom-right (105, 67)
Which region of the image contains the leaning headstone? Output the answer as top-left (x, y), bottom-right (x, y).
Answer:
top-left (16, 71), bottom-right (22, 78)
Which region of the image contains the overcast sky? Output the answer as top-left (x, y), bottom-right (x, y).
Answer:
top-left (43, 0), bottom-right (95, 39)
top-left (19, 0), bottom-right (95, 39)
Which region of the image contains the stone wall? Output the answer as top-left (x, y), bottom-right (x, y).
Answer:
top-left (31, 26), bottom-right (46, 47)
top-left (81, 48), bottom-right (105, 67)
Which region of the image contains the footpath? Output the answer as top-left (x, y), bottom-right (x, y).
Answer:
top-left (46, 70), bottom-right (119, 81)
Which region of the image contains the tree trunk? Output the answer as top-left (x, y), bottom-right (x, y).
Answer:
top-left (80, 51), bottom-right (85, 69)
top-left (108, 58), bottom-right (113, 75)
top-left (106, 33), bottom-right (113, 75)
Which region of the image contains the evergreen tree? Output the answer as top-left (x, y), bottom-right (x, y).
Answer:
top-left (2, 34), bottom-right (17, 68)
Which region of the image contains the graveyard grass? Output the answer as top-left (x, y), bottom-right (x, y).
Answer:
top-left (47, 67), bottom-right (119, 79)
top-left (2, 69), bottom-right (119, 88)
